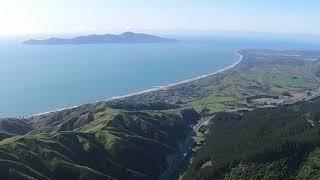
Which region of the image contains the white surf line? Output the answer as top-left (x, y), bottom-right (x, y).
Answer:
top-left (108, 52), bottom-right (243, 100)
top-left (30, 105), bottom-right (80, 117)
top-left (29, 52), bottom-right (243, 118)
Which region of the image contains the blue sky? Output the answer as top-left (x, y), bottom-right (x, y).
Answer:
top-left (0, 0), bottom-right (319, 36)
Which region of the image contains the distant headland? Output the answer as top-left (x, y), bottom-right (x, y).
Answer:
top-left (23, 32), bottom-right (178, 45)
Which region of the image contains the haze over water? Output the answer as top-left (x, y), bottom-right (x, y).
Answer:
top-left (0, 37), bottom-right (319, 117)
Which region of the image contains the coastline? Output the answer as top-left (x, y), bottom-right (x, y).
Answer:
top-left (108, 52), bottom-right (243, 100)
top-left (30, 52), bottom-right (243, 117)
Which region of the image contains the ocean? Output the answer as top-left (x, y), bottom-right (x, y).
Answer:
top-left (0, 37), bottom-right (319, 117)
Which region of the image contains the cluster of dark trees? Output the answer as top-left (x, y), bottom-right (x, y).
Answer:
top-left (182, 98), bottom-right (320, 180)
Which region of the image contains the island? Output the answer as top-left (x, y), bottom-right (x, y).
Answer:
top-left (23, 32), bottom-right (178, 45)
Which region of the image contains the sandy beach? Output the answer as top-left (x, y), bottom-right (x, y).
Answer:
top-left (30, 51), bottom-right (243, 117)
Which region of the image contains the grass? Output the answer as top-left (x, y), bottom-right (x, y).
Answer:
top-left (194, 132), bottom-right (205, 145)
top-left (271, 86), bottom-right (288, 93)
top-left (180, 53), bottom-right (319, 114)
top-left (188, 94), bottom-right (237, 105)
top-left (0, 108), bottom-right (195, 180)
top-left (186, 94), bottom-right (237, 112)
top-left (1, 50), bottom-right (320, 180)
top-left (271, 74), bottom-right (304, 87)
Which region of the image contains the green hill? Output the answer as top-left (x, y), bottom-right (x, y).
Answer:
top-left (0, 118), bottom-right (33, 141)
top-left (181, 97), bottom-right (320, 180)
top-left (0, 103), bottom-right (199, 180)
top-left (2, 49), bottom-right (320, 180)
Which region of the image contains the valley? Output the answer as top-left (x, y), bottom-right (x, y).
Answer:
top-left (1, 49), bottom-right (320, 179)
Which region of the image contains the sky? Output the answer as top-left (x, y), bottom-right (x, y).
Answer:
top-left (0, 0), bottom-right (319, 37)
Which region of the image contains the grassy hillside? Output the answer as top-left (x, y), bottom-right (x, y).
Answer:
top-left (0, 103), bottom-right (199, 180)
top-left (0, 118), bottom-right (33, 141)
top-left (1, 49), bottom-right (320, 180)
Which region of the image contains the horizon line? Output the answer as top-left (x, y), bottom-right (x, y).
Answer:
top-left (1, 30), bottom-right (320, 40)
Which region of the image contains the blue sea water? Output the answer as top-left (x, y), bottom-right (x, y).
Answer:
top-left (0, 37), bottom-right (319, 117)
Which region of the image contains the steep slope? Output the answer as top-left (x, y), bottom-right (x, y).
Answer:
top-left (0, 118), bottom-right (33, 141)
top-left (182, 97), bottom-right (320, 180)
top-left (1, 49), bottom-right (320, 180)
top-left (0, 102), bottom-right (198, 180)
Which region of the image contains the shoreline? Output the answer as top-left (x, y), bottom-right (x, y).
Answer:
top-left (30, 52), bottom-right (243, 117)
top-left (108, 53), bottom-right (243, 100)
